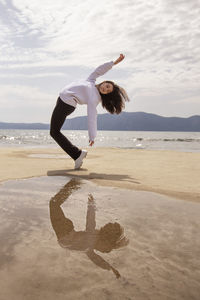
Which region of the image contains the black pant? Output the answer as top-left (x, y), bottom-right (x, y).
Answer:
top-left (50, 97), bottom-right (81, 160)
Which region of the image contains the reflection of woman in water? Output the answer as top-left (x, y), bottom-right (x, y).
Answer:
top-left (49, 179), bottom-right (129, 278)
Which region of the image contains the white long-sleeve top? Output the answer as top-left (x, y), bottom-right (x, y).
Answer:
top-left (59, 61), bottom-right (114, 141)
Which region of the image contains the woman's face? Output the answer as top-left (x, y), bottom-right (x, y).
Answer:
top-left (99, 82), bottom-right (113, 94)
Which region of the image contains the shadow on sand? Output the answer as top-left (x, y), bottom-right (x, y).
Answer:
top-left (47, 169), bottom-right (140, 185)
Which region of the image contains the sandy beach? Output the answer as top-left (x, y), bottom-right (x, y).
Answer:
top-left (0, 147), bottom-right (200, 299)
top-left (0, 147), bottom-right (199, 202)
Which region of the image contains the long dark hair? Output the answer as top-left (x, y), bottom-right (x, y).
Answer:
top-left (100, 81), bottom-right (130, 114)
top-left (95, 222), bottom-right (129, 253)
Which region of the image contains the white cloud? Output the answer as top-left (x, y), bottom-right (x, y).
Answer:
top-left (0, 0), bottom-right (200, 122)
top-left (0, 72), bottom-right (66, 79)
top-left (0, 84), bottom-right (56, 122)
top-left (0, 84), bottom-right (53, 105)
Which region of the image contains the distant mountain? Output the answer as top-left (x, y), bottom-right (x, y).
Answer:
top-left (0, 112), bottom-right (200, 131)
top-left (0, 122), bottom-right (49, 130)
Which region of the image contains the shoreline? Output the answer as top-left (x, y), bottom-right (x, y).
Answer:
top-left (0, 147), bottom-right (200, 202)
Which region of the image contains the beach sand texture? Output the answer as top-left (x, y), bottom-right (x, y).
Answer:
top-left (0, 147), bottom-right (200, 201)
top-left (0, 147), bottom-right (200, 299)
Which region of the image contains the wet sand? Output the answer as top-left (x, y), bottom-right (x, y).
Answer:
top-left (0, 176), bottom-right (200, 300)
top-left (0, 147), bottom-right (200, 202)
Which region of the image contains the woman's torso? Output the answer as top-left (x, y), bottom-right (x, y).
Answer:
top-left (59, 80), bottom-right (101, 108)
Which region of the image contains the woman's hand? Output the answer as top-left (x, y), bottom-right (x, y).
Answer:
top-left (111, 266), bottom-right (121, 279)
top-left (113, 53), bottom-right (125, 65)
top-left (89, 140), bottom-right (94, 146)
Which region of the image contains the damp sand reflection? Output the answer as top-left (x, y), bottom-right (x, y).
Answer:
top-left (49, 178), bottom-right (129, 279)
top-left (0, 176), bottom-right (200, 300)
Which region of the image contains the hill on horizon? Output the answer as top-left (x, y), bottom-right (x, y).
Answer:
top-left (0, 112), bottom-right (200, 131)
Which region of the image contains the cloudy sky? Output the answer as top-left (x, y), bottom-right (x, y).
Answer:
top-left (0, 0), bottom-right (200, 123)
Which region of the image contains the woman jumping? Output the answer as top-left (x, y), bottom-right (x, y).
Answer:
top-left (50, 54), bottom-right (129, 169)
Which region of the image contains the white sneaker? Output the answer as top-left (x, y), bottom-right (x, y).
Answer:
top-left (74, 150), bottom-right (87, 169)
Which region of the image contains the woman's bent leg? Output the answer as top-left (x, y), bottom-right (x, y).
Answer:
top-left (50, 98), bottom-right (81, 160)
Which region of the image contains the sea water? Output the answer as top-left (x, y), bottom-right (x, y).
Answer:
top-left (0, 129), bottom-right (199, 152)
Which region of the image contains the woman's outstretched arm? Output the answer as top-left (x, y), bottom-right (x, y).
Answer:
top-left (87, 53), bottom-right (125, 84)
top-left (113, 53), bottom-right (125, 65)
top-left (86, 194), bottom-right (96, 232)
top-left (86, 249), bottom-right (121, 278)
top-left (88, 54), bottom-right (126, 147)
